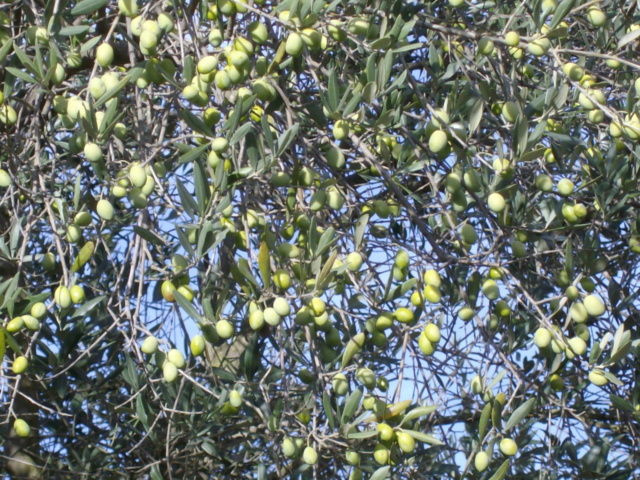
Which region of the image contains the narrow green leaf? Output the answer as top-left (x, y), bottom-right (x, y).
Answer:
top-left (174, 289), bottom-right (203, 323)
top-left (133, 226), bottom-right (167, 246)
top-left (549, 0), bottom-right (575, 28)
top-left (193, 160), bottom-right (209, 217)
top-left (316, 250), bottom-right (337, 291)
top-left (488, 459), bottom-right (511, 480)
top-left (610, 394), bottom-right (634, 412)
top-left (122, 354), bottom-right (139, 389)
top-left (229, 122), bottom-right (254, 145)
top-left (404, 429), bottom-right (443, 445)
top-left (80, 34), bottom-right (102, 54)
top-left (354, 214), bottom-right (369, 250)
top-left (12, 45), bottom-right (37, 74)
top-left (275, 123), bottom-right (299, 158)
top-left (479, 402), bottom-right (492, 441)
top-left (492, 398), bottom-right (503, 431)
top-left (0, 40), bottom-right (13, 63)
top-left (504, 398), bottom-right (535, 432)
top-left (175, 178), bottom-right (199, 218)
top-left (487, 370), bottom-right (507, 390)
top-left (179, 109), bottom-right (213, 137)
top-left (237, 258), bottom-right (260, 289)
top-left (58, 25), bottom-right (91, 36)
top-left (261, 114), bottom-right (274, 153)
top-left (0, 329), bottom-right (5, 364)
top-left (327, 69), bottom-right (339, 113)
top-left (603, 370), bottom-right (624, 386)
top-left (0, 274), bottom-right (20, 311)
top-left (179, 143), bottom-right (209, 164)
top-left (469, 97), bottom-right (483, 133)
top-left (5, 67), bottom-right (38, 84)
top-left (136, 395), bottom-right (150, 431)
top-left (589, 341), bottom-right (603, 363)
top-left (370, 466), bottom-right (390, 480)
top-left (608, 339), bottom-right (631, 365)
top-left (71, 295), bottom-right (106, 319)
top-left (341, 388), bottom-right (363, 425)
top-left (315, 227), bottom-right (335, 257)
top-left (323, 391), bottom-right (336, 430)
top-left (94, 74), bottom-right (132, 107)
top-left (399, 405), bottom-right (438, 427)
top-left (1, 328), bottom-right (21, 354)
top-left (346, 429), bottom-right (377, 439)
top-left (71, 0), bottom-right (108, 15)
top-left (610, 323), bottom-right (625, 359)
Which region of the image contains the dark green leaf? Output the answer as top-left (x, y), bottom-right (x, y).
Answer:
top-left (179, 143), bottom-right (209, 164)
top-left (193, 160), bottom-right (209, 217)
top-left (174, 289), bottom-right (203, 323)
top-left (479, 402), bottom-right (492, 441)
top-left (275, 123), bottom-right (299, 158)
top-left (175, 178), bottom-right (199, 218)
top-left (340, 387), bottom-right (363, 425)
top-left (504, 398), bottom-right (535, 432)
top-left (323, 391), bottom-right (336, 430)
top-left (370, 466), bottom-right (390, 480)
top-left (133, 226), bottom-right (167, 246)
top-left (488, 459), bottom-right (511, 480)
top-left (71, 0), bottom-right (108, 15)
top-left (71, 295), bottom-right (106, 319)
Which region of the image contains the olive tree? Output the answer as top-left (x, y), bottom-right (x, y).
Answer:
top-left (1, 0), bottom-right (640, 478)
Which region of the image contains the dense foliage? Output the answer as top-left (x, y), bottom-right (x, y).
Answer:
top-left (2, 0), bottom-right (640, 478)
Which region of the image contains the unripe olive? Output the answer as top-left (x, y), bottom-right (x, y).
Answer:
top-left (163, 361), bottom-right (178, 383)
top-left (533, 328), bottom-right (551, 348)
top-left (584, 295), bottom-right (605, 317)
top-left (500, 438), bottom-right (518, 456)
top-left (475, 451), bottom-right (489, 471)
top-left (418, 335), bottom-right (435, 355)
top-left (96, 43), bottom-right (114, 68)
top-left (0, 169), bottom-right (10, 188)
top-left (505, 31), bottom-right (520, 47)
top-left (527, 37), bottom-right (550, 57)
top-left (428, 129), bottom-right (448, 153)
top-left (55, 285), bottom-right (72, 309)
top-left (587, 8), bottom-right (607, 27)
top-left (373, 444), bottom-right (390, 465)
top-left (285, 32), bottom-right (304, 56)
top-left (396, 431), bottom-right (416, 453)
top-left (96, 199), bottom-right (114, 221)
top-left (332, 373), bottom-right (348, 396)
top-left (70, 285), bottom-right (86, 304)
top-left (167, 348), bottom-right (186, 368)
top-left (129, 163), bottom-right (147, 188)
top-left (30, 302), bottom-right (47, 319)
top-left (13, 419), bottom-right (30, 437)
top-left (423, 323), bottom-right (441, 343)
top-left (487, 192), bottom-right (506, 213)
top-left (161, 280), bottom-right (176, 302)
top-left (216, 319), bottom-right (234, 339)
top-left (302, 446), bottom-right (318, 465)
top-left (482, 279), bottom-right (500, 300)
top-left (263, 307), bottom-right (281, 326)
top-left (588, 369), bottom-right (608, 386)
top-left (282, 437), bottom-right (297, 457)
top-left (333, 119), bottom-right (350, 140)
top-left (141, 336), bottom-right (159, 354)
top-left (12, 356), bottom-right (28, 374)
